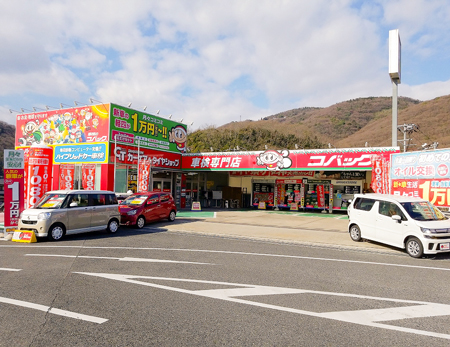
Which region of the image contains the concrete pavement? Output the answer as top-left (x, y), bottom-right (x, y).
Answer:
top-left (0, 209), bottom-right (401, 255)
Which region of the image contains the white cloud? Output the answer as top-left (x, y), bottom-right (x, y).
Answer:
top-left (1, 0), bottom-right (450, 128)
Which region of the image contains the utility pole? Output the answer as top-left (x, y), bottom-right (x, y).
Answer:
top-left (397, 123), bottom-right (419, 152)
top-left (389, 29), bottom-right (401, 148)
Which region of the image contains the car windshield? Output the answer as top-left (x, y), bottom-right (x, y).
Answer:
top-left (120, 195), bottom-right (148, 206)
top-left (34, 193), bottom-right (68, 209)
top-left (400, 201), bottom-right (447, 221)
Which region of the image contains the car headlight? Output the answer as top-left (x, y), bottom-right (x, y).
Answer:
top-left (421, 227), bottom-right (450, 234)
top-left (127, 209), bottom-right (137, 216)
top-left (37, 212), bottom-right (52, 221)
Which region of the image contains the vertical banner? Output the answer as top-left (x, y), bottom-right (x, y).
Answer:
top-left (138, 159), bottom-right (151, 192)
top-left (371, 155), bottom-right (390, 194)
top-left (26, 145), bottom-right (53, 208)
top-left (3, 150), bottom-right (25, 234)
top-left (59, 164), bottom-right (75, 190)
top-left (82, 164), bottom-right (96, 190)
top-left (317, 185), bottom-right (325, 208)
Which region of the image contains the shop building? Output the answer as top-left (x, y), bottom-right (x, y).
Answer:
top-left (14, 102), bottom-right (399, 212)
top-left (182, 147), bottom-right (399, 212)
top-left (15, 103), bottom-right (186, 206)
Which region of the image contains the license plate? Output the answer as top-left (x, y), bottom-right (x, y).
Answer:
top-left (440, 243), bottom-right (450, 250)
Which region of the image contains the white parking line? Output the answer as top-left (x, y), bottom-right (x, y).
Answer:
top-left (2, 244), bottom-right (450, 271)
top-left (75, 272), bottom-right (450, 340)
top-left (25, 254), bottom-right (213, 265)
top-left (0, 296), bottom-right (108, 324)
top-left (0, 268), bottom-right (21, 271)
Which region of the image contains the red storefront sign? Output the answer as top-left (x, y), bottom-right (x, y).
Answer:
top-left (26, 146), bottom-right (53, 208)
top-left (82, 164), bottom-right (96, 190)
top-left (182, 148), bottom-right (397, 171)
top-left (59, 164), bottom-right (75, 190)
top-left (392, 179), bottom-right (450, 207)
top-left (230, 171), bottom-right (315, 177)
top-left (111, 143), bottom-right (181, 169)
top-left (3, 150), bottom-right (25, 233)
top-left (138, 159), bottom-right (151, 192)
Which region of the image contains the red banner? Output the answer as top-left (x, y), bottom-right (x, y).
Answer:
top-left (3, 150), bottom-right (25, 233)
top-left (182, 148), bottom-right (397, 171)
top-left (391, 179), bottom-right (450, 207)
top-left (317, 185), bottom-right (325, 208)
top-left (59, 164), bottom-right (75, 190)
top-left (15, 105), bottom-right (110, 147)
top-left (82, 164), bottom-right (96, 190)
top-left (371, 155), bottom-right (390, 194)
top-left (26, 146), bottom-right (53, 208)
top-left (138, 159), bottom-right (151, 192)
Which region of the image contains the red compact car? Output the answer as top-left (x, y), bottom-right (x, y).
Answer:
top-left (119, 192), bottom-right (177, 228)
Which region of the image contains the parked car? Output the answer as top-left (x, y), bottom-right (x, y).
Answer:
top-left (18, 190), bottom-right (121, 241)
top-left (348, 193), bottom-right (450, 258)
top-left (119, 192), bottom-right (177, 228)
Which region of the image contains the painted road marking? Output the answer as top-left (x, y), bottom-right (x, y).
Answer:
top-left (75, 272), bottom-right (450, 340)
top-left (0, 268), bottom-right (21, 271)
top-left (0, 296), bottom-right (108, 324)
top-left (25, 254), bottom-right (213, 265)
top-left (3, 245), bottom-right (449, 272)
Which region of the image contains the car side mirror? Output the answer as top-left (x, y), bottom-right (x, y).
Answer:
top-left (70, 202), bottom-right (78, 207)
top-left (392, 215), bottom-right (401, 223)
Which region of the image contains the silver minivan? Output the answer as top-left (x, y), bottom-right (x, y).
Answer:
top-left (348, 193), bottom-right (450, 258)
top-left (18, 190), bottom-right (121, 241)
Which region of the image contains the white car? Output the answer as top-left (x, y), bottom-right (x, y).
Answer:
top-left (347, 193), bottom-right (450, 258)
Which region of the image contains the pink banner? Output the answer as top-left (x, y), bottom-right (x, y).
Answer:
top-left (82, 164), bottom-right (96, 190)
top-left (26, 146), bottom-right (53, 208)
top-left (59, 164), bottom-right (75, 190)
top-left (138, 159), bottom-right (151, 192)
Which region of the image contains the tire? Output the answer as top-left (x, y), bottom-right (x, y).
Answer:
top-left (136, 216), bottom-right (145, 229)
top-left (349, 225), bottom-right (362, 242)
top-left (107, 219), bottom-right (120, 233)
top-left (48, 224), bottom-right (65, 241)
top-left (406, 237), bottom-right (424, 258)
top-left (168, 210), bottom-right (176, 222)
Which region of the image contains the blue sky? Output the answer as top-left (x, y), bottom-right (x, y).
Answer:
top-left (1, 0), bottom-right (450, 129)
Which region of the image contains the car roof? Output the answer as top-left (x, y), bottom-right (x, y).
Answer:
top-left (129, 191), bottom-right (172, 196)
top-left (46, 190), bottom-right (116, 194)
top-left (353, 193), bottom-right (427, 203)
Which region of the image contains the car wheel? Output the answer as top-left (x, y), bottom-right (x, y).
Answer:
top-left (136, 216), bottom-right (145, 229)
top-left (168, 210), bottom-right (176, 222)
top-left (406, 237), bottom-right (423, 258)
top-left (48, 224), bottom-right (65, 241)
top-left (107, 219), bottom-right (119, 233)
top-left (349, 225), bottom-right (362, 242)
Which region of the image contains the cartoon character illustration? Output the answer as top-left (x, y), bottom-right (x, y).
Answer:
top-left (91, 115), bottom-right (99, 129)
top-left (169, 125), bottom-right (187, 153)
top-left (256, 149), bottom-right (292, 171)
top-left (18, 120), bottom-right (42, 146)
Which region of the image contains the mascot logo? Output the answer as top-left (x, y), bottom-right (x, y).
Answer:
top-left (256, 150), bottom-right (292, 171)
top-left (169, 125), bottom-right (187, 153)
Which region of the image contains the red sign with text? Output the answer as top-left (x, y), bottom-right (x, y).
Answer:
top-left (82, 164), bottom-right (96, 190)
top-left (111, 143), bottom-right (181, 169)
top-left (392, 179), bottom-right (450, 207)
top-left (26, 146), bottom-right (53, 208)
top-left (182, 148), bottom-right (397, 171)
top-left (138, 159), bottom-right (151, 192)
top-left (59, 164), bottom-right (75, 190)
